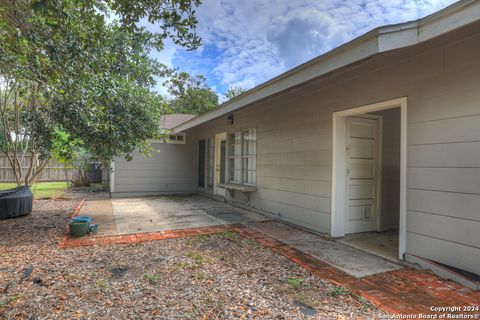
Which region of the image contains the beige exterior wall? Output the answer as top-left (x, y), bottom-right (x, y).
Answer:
top-left (192, 21), bottom-right (480, 274)
top-left (374, 108), bottom-right (401, 231)
top-left (112, 140), bottom-right (197, 197)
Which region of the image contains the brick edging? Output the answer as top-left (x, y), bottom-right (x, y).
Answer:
top-left (58, 198), bottom-right (86, 248)
top-left (60, 223), bottom-right (242, 248)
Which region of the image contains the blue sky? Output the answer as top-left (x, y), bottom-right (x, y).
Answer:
top-left (151, 0), bottom-right (458, 99)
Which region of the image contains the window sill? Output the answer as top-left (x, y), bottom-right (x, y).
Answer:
top-left (219, 183), bottom-right (257, 193)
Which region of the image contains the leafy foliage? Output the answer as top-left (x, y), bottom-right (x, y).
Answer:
top-left (225, 87), bottom-right (246, 100)
top-left (50, 130), bottom-right (86, 185)
top-left (48, 24), bottom-right (168, 159)
top-left (164, 72), bottom-right (218, 115)
top-left (105, 0), bottom-right (202, 50)
top-left (50, 131), bottom-right (83, 166)
top-left (0, 0), bottom-right (202, 185)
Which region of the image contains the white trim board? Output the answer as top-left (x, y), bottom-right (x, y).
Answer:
top-left (331, 97), bottom-right (407, 260)
top-left (214, 132), bottom-right (227, 197)
top-left (405, 253), bottom-right (480, 291)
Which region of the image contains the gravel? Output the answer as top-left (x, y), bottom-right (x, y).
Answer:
top-left (0, 196), bottom-right (384, 319)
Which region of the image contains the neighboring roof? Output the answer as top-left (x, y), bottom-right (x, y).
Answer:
top-left (161, 114), bottom-right (197, 130)
top-left (172, 0), bottom-right (480, 134)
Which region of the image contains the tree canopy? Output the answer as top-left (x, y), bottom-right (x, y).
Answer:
top-left (164, 72), bottom-right (219, 115)
top-left (0, 0), bottom-right (202, 185)
top-left (225, 87), bottom-right (246, 101)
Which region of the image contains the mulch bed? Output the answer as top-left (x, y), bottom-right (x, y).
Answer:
top-left (0, 196), bottom-right (384, 319)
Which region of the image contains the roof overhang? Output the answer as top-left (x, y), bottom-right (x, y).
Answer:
top-left (172, 0), bottom-right (480, 134)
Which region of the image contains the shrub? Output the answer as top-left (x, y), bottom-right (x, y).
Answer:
top-left (70, 170), bottom-right (91, 187)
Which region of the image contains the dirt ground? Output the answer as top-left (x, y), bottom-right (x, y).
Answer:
top-left (0, 195), bottom-right (384, 319)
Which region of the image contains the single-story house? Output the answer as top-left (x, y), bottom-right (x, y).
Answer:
top-left (111, 0), bottom-right (480, 286)
top-left (110, 114), bottom-right (197, 196)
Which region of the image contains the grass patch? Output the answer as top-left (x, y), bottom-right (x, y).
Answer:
top-left (193, 234), bottom-right (211, 241)
top-left (293, 292), bottom-right (317, 309)
top-left (287, 277), bottom-right (304, 290)
top-left (243, 239), bottom-right (258, 247)
top-left (215, 231), bottom-right (236, 240)
top-left (143, 272), bottom-right (161, 284)
top-left (96, 278), bottom-right (109, 291)
top-left (7, 293), bottom-right (23, 305)
top-left (353, 294), bottom-right (375, 311)
top-left (0, 181), bottom-right (68, 199)
top-left (219, 254), bottom-right (230, 262)
top-left (187, 234), bottom-right (214, 245)
top-left (195, 271), bottom-right (205, 281)
top-left (326, 285), bottom-right (350, 297)
top-left (171, 261), bottom-right (191, 271)
top-left (0, 293), bottom-right (24, 308)
top-left (187, 251), bottom-right (211, 268)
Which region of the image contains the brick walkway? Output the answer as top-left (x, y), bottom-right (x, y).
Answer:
top-left (62, 201), bottom-right (480, 316)
top-left (234, 226), bottom-right (480, 315)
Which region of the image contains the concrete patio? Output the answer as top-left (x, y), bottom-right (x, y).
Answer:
top-left (79, 194), bottom-right (402, 278)
top-left (80, 195), bottom-right (267, 236)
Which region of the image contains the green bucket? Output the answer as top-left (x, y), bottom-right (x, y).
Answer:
top-left (69, 221), bottom-right (90, 238)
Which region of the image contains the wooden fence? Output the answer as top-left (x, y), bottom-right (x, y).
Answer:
top-left (0, 156), bottom-right (108, 182)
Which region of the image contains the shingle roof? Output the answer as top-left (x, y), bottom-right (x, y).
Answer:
top-left (161, 114), bottom-right (197, 130)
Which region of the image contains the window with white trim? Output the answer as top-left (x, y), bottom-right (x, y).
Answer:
top-left (228, 128), bottom-right (257, 185)
top-left (242, 128), bottom-right (257, 185)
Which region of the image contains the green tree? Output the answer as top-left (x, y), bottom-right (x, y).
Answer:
top-left (0, 0), bottom-right (201, 186)
top-left (50, 130), bottom-right (84, 185)
top-left (225, 87), bottom-right (246, 100)
top-left (164, 72), bottom-right (218, 115)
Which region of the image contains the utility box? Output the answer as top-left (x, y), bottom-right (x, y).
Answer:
top-left (89, 162), bottom-right (103, 183)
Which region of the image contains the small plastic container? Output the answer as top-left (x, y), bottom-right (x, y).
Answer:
top-left (71, 216), bottom-right (92, 224)
top-left (89, 224), bottom-right (99, 235)
top-left (69, 220), bottom-right (90, 237)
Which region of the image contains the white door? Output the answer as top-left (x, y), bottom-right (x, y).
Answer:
top-left (346, 116), bottom-right (381, 234)
top-left (214, 132), bottom-right (227, 197)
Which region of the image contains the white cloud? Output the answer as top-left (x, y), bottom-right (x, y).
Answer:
top-left (267, 8), bottom-right (346, 68)
top-left (161, 0), bottom-right (458, 94)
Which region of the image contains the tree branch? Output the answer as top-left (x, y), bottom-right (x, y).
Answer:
top-left (28, 156), bottom-right (50, 186)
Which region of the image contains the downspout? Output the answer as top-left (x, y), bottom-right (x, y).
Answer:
top-left (109, 159), bottom-right (115, 194)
